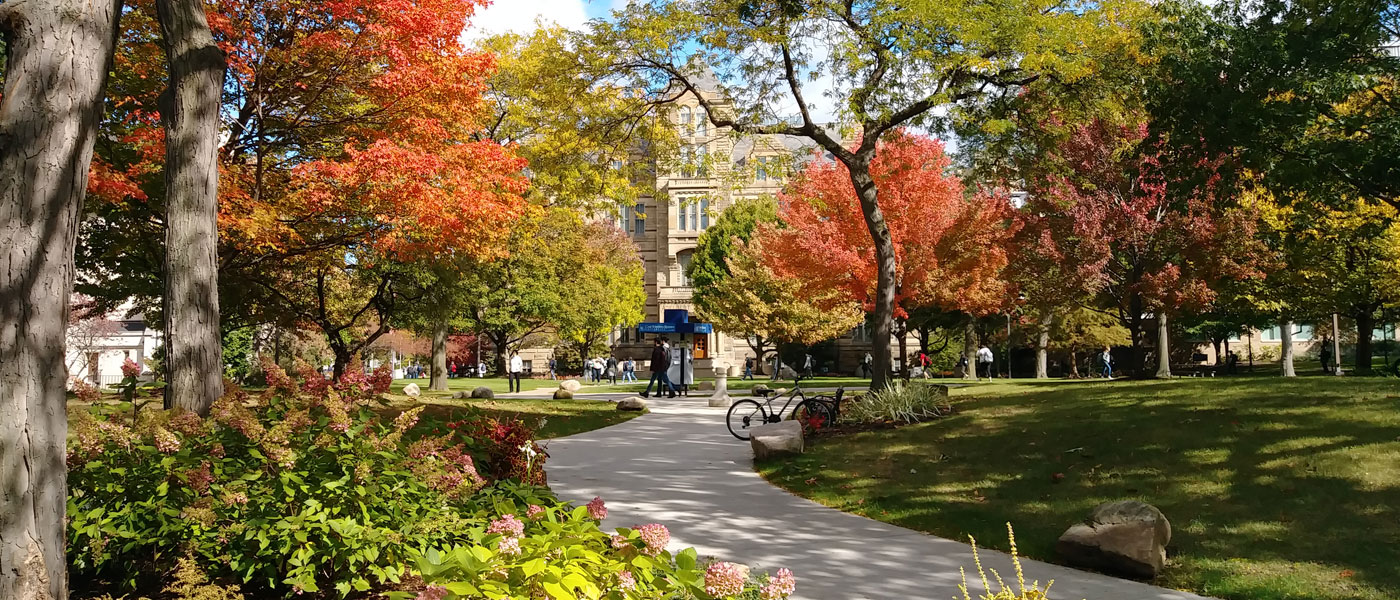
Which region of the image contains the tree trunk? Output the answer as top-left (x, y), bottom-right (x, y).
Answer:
top-left (1280, 320), bottom-right (1296, 377)
top-left (1127, 293), bottom-right (1146, 378)
top-left (0, 2), bottom-right (121, 597)
top-left (491, 332), bottom-right (509, 376)
top-left (429, 320), bottom-right (449, 391)
top-left (1035, 312), bottom-right (1052, 379)
top-left (962, 317), bottom-right (978, 381)
top-left (331, 343), bottom-right (352, 380)
top-left (1212, 338), bottom-right (1222, 374)
top-left (156, 0), bottom-right (226, 416)
top-left (1355, 311), bottom-right (1375, 374)
top-left (1069, 349), bottom-right (1080, 378)
top-left (1154, 311), bottom-right (1171, 379)
top-left (896, 318), bottom-right (909, 381)
top-left (747, 336), bottom-right (766, 375)
top-left (849, 161), bottom-right (897, 390)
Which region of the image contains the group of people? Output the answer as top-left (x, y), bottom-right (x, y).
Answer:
top-left (579, 355), bottom-right (639, 384)
top-left (402, 361), bottom-right (488, 379)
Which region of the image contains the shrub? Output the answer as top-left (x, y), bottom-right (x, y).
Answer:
top-left (841, 382), bottom-right (952, 425)
top-left (67, 359), bottom-right (488, 597)
top-left (959, 524), bottom-right (1054, 600)
top-left (404, 490), bottom-right (798, 600)
top-left (453, 416), bottom-right (546, 485)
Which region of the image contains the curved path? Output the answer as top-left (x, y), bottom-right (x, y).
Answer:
top-left (544, 395), bottom-right (1211, 600)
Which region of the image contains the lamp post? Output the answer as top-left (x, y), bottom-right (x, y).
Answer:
top-left (1332, 313), bottom-right (1344, 376)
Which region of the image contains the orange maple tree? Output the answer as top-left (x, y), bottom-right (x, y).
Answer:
top-left (762, 132), bottom-right (1017, 323)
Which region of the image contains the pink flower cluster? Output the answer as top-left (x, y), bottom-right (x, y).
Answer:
top-left (617, 569), bottom-right (636, 591)
top-left (610, 534), bottom-right (629, 550)
top-left (153, 427), bottom-right (181, 454)
top-left (587, 496), bottom-right (607, 520)
top-left (415, 584), bottom-right (449, 600)
top-left (167, 411), bottom-right (205, 436)
top-left (635, 523), bottom-right (670, 556)
top-left (704, 561), bottom-right (749, 598)
top-left (185, 461), bottom-right (214, 494)
top-left (222, 491), bottom-right (250, 506)
top-left (486, 514), bottom-right (525, 539)
top-left (760, 568), bottom-right (796, 600)
top-left (526, 504), bottom-right (545, 519)
top-left (120, 358), bottom-right (141, 378)
top-left (497, 536), bottom-right (521, 556)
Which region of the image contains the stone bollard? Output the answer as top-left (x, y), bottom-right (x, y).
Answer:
top-left (707, 365), bottom-right (732, 407)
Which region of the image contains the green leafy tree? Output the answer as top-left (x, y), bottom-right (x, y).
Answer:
top-left (1052, 307), bottom-right (1131, 377)
top-left (689, 197), bottom-right (781, 370)
top-left (590, 0), bottom-right (1140, 388)
top-left (557, 222), bottom-right (648, 360)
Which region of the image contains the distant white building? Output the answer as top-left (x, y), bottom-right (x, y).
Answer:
top-left (65, 300), bottom-right (159, 389)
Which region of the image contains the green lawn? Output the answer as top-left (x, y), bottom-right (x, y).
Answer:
top-left (378, 393), bottom-right (642, 439)
top-left (757, 377), bottom-right (1400, 600)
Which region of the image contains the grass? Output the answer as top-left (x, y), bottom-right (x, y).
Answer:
top-left (378, 393), bottom-right (642, 439)
top-left (756, 377), bottom-right (1400, 600)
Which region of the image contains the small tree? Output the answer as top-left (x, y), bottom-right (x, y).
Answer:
top-left (690, 197), bottom-right (782, 372)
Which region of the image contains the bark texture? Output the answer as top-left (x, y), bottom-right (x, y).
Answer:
top-left (430, 321), bottom-right (449, 391)
top-left (1354, 311), bottom-right (1374, 374)
top-left (157, 0), bottom-right (227, 415)
top-left (962, 317), bottom-right (978, 380)
top-left (849, 160), bottom-right (897, 390)
top-left (1280, 320), bottom-right (1296, 377)
top-left (1035, 312), bottom-right (1052, 379)
top-left (1154, 312), bottom-right (1171, 379)
top-left (0, 1), bottom-right (122, 597)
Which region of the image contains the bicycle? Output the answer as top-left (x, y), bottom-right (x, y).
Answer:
top-left (726, 378), bottom-right (845, 440)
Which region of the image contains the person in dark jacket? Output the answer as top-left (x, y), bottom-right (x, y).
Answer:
top-left (641, 338), bottom-right (677, 398)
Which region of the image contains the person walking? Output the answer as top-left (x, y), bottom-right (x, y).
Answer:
top-left (477, 360), bottom-right (486, 378)
top-left (976, 344), bottom-right (994, 381)
top-left (862, 352), bottom-right (873, 378)
top-left (918, 351), bottom-right (932, 378)
top-left (548, 356), bottom-right (558, 380)
top-left (1101, 347), bottom-right (1114, 379)
top-left (743, 356), bottom-right (754, 380)
top-left (623, 357), bottom-right (637, 382)
top-left (802, 353), bottom-right (814, 379)
top-left (641, 338), bottom-right (677, 398)
top-left (606, 355), bottom-right (619, 385)
top-left (508, 351), bottom-right (524, 393)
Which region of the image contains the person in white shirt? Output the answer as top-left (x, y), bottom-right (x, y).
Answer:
top-left (508, 351), bottom-right (524, 393)
top-left (976, 345), bottom-right (994, 381)
top-left (477, 360), bottom-right (486, 378)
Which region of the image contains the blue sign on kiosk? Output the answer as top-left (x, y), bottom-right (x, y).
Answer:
top-left (636, 310), bottom-right (713, 394)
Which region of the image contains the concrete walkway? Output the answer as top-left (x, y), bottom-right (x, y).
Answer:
top-left (544, 396), bottom-right (1211, 600)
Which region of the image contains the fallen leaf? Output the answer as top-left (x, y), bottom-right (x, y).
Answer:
top-left (1340, 570), bottom-right (1355, 578)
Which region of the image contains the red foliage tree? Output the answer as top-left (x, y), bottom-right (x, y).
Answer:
top-left (762, 132), bottom-right (1017, 375)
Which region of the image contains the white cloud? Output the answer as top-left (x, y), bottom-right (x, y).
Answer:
top-left (466, 0), bottom-right (591, 39)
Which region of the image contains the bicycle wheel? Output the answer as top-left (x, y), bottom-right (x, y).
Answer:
top-left (790, 399), bottom-right (835, 434)
top-left (726, 400), bottom-right (768, 440)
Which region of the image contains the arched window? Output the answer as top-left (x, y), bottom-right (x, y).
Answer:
top-left (680, 145), bottom-right (695, 178)
top-left (678, 107), bottom-right (692, 136)
top-left (695, 109), bottom-right (707, 137)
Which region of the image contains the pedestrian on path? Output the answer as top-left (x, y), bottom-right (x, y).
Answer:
top-left (641, 338), bottom-right (676, 398)
top-left (976, 344), bottom-right (994, 381)
top-left (508, 351), bottom-right (524, 393)
top-left (549, 356), bottom-right (558, 380)
top-left (743, 356), bottom-right (754, 380)
top-left (477, 360), bottom-right (486, 378)
top-left (623, 357), bottom-right (637, 382)
top-left (803, 353), bottom-right (814, 379)
top-left (1101, 347), bottom-right (1114, 380)
top-left (862, 352), bottom-right (873, 378)
top-left (606, 355), bottom-right (619, 385)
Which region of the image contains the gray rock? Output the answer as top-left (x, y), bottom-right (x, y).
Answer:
top-left (553, 389), bottom-right (574, 400)
top-left (751, 384), bottom-right (771, 396)
top-left (617, 396), bottom-right (647, 411)
top-left (401, 383), bottom-right (421, 397)
top-left (470, 386), bottom-right (495, 399)
top-left (1057, 500), bottom-right (1172, 579)
top-left (777, 365), bottom-right (799, 380)
top-left (559, 379), bottom-right (583, 392)
top-left (750, 420), bottom-right (803, 459)
top-left (452, 391), bottom-right (469, 399)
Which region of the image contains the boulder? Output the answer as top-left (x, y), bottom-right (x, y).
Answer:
top-left (401, 383), bottom-right (421, 397)
top-left (1056, 500), bottom-right (1172, 579)
top-left (617, 396), bottom-right (648, 411)
top-left (553, 389), bottom-right (574, 400)
top-left (470, 386), bottom-right (495, 399)
top-left (751, 384), bottom-right (771, 396)
top-left (750, 420), bottom-right (803, 459)
top-left (452, 391), bottom-right (469, 399)
top-left (559, 379), bottom-right (583, 393)
top-left (777, 365), bottom-right (799, 380)
top-left (696, 381), bottom-right (716, 391)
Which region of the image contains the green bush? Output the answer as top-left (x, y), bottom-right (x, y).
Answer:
top-left (67, 359), bottom-right (485, 596)
top-left (842, 382), bottom-right (952, 425)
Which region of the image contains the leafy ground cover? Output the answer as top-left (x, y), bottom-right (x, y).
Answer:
top-left (378, 394), bottom-right (643, 440)
top-left (758, 378), bottom-right (1400, 600)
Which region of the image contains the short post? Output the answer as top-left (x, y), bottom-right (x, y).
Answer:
top-left (707, 364), bottom-right (731, 407)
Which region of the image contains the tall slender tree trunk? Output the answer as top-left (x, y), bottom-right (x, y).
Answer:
top-left (0, 2), bottom-right (121, 597)
top-left (491, 332), bottom-right (509, 376)
top-left (1212, 339), bottom-right (1222, 374)
top-left (157, 0), bottom-right (226, 416)
top-left (1355, 311), bottom-right (1375, 374)
top-left (1154, 311), bottom-right (1172, 379)
top-left (849, 161), bottom-right (897, 390)
top-left (1280, 320), bottom-right (1296, 377)
top-left (962, 317), bottom-right (978, 381)
top-left (1069, 349), bottom-right (1081, 378)
top-left (896, 318), bottom-right (909, 381)
top-left (1332, 313), bottom-right (1345, 376)
top-left (430, 321), bottom-right (449, 391)
top-left (1035, 312), bottom-right (1052, 379)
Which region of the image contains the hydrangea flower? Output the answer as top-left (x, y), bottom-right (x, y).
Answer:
top-left (635, 523), bottom-right (670, 556)
top-left (526, 504), bottom-right (545, 519)
top-left (617, 569), bottom-right (636, 591)
top-left (487, 514), bottom-right (525, 539)
top-left (153, 427), bottom-right (180, 454)
top-left (760, 568), bottom-right (796, 600)
top-left (120, 358), bottom-right (141, 378)
top-left (498, 535), bottom-right (521, 556)
top-left (704, 561), bottom-right (749, 598)
top-left (587, 496), bottom-right (607, 520)
top-left (610, 534), bottom-right (629, 550)
top-left (416, 585), bottom-right (449, 600)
